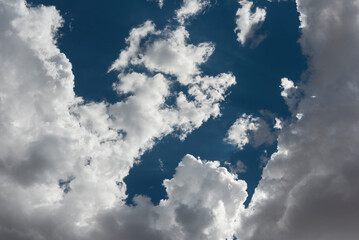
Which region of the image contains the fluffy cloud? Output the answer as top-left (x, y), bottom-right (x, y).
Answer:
top-left (237, 0), bottom-right (359, 239)
top-left (225, 114), bottom-right (276, 150)
top-left (2, 0), bottom-right (358, 239)
top-left (109, 20), bottom-right (235, 140)
top-left (176, 0), bottom-right (210, 24)
top-left (234, 0), bottom-right (266, 45)
top-left (0, 0), bottom-right (235, 239)
top-left (90, 155), bottom-right (248, 240)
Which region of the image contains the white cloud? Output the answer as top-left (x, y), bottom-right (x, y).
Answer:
top-left (0, 0), bottom-right (236, 239)
top-left (109, 20), bottom-right (156, 72)
top-left (225, 114), bottom-right (260, 149)
top-left (225, 114), bottom-right (275, 149)
top-left (234, 0), bottom-right (266, 45)
top-left (141, 26), bottom-right (215, 84)
top-left (237, 0), bottom-right (359, 239)
top-left (90, 155), bottom-right (248, 240)
top-left (109, 20), bottom-right (235, 140)
top-left (176, 0), bottom-right (210, 24)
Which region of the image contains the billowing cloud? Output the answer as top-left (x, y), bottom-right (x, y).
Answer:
top-left (237, 0), bottom-right (359, 239)
top-left (110, 23), bottom-right (215, 85)
top-left (234, 0), bottom-right (266, 45)
top-left (90, 155), bottom-right (248, 240)
top-left (176, 0), bottom-right (210, 24)
top-left (0, 0), bottom-right (235, 239)
top-left (109, 20), bottom-right (235, 140)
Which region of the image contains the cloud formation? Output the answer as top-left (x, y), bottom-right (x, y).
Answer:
top-left (237, 0), bottom-right (359, 239)
top-left (234, 0), bottom-right (266, 45)
top-left (90, 155), bottom-right (247, 240)
top-left (280, 77), bottom-right (301, 114)
top-left (2, 0), bottom-right (359, 239)
top-left (176, 0), bottom-right (210, 24)
top-left (0, 0), bottom-right (235, 239)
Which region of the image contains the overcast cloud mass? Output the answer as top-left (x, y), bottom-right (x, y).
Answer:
top-left (1, 0), bottom-right (359, 239)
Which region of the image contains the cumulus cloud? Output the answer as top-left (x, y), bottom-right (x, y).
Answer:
top-left (90, 155), bottom-right (248, 240)
top-left (0, 0), bottom-right (235, 239)
top-left (3, 0), bottom-right (358, 239)
top-left (234, 0), bottom-right (266, 46)
top-left (176, 0), bottom-right (210, 24)
top-left (109, 20), bottom-right (235, 140)
top-left (237, 0), bottom-right (359, 239)
top-left (225, 114), bottom-right (276, 150)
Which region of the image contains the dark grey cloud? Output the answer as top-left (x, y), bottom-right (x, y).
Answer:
top-left (237, 1), bottom-right (359, 239)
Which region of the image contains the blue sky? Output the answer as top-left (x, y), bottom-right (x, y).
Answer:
top-left (1, 0), bottom-right (359, 239)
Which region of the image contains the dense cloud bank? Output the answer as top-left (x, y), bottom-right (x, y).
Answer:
top-left (1, 0), bottom-right (359, 239)
top-left (237, 0), bottom-right (359, 239)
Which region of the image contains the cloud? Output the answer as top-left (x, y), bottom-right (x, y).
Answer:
top-left (225, 114), bottom-right (276, 149)
top-left (225, 114), bottom-right (260, 149)
top-left (236, 0), bottom-right (359, 239)
top-left (2, 0), bottom-right (358, 239)
top-left (176, 0), bottom-right (210, 24)
top-left (109, 20), bottom-right (235, 140)
top-left (90, 155), bottom-right (248, 240)
top-left (0, 0), bottom-right (235, 239)
top-left (234, 0), bottom-right (266, 45)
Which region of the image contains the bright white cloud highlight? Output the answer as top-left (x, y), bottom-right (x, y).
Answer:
top-left (90, 155), bottom-right (248, 240)
top-left (2, 0), bottom-right (359, 239)
top-left (176, 0), bottom-right (210, 24)
top-left (235, 0), bottom-right (266, 45)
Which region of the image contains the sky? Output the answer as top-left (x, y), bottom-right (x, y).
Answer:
top-left (0, 0), bottom-right (359, 239)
